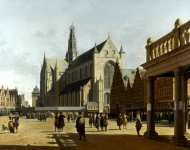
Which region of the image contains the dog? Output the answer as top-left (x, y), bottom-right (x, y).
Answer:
top-left (2, 124), bottom-right (9, 131)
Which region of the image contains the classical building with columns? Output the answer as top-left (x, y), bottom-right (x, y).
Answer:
top-left (142, 19), bottom-right (190, 144)
top-left (39, 25), bottom-right (125, 113)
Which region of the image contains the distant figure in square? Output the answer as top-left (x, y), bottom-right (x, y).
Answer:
top-left (88, 113), bottom-right (93, 128)
top-left (135, 117), bottom-right (142, 136)
top-left (100, 113), bottom-right (104, 131)
top-left (117, 113), bottom-right (123, 130)
top-left (58, 112), bottom-right (65, 132)
top-left (76, 112), bottom-right (86, 140)
top-left (103, 114), bottom-right (108, 131)
top-left (122, 113), bottom-right (128, 129)
top-left (95, 113), bottom-right (100, 131)
top-left (54, 113), bottom-right (59, 132)
top-left (8, 118), bottom-right (14, 133)
top-left (13, 114), bottom-right (19, 133)
top-left (67, 113), bottom-right (71, 123)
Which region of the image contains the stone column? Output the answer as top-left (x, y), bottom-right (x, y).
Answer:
top-left (183, 76), bottom-right (187, 133)
top-left (144, 76), bottom-right (158, 138)
top-left (174, 68), bottom-right (187, 144)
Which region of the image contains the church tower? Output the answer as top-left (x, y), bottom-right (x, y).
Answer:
top-left (66, 24), bottom-right (78, 65)
top-left (40, 53), bottom-right (47, 106)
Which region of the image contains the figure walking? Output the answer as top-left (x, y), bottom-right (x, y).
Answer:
top-left (135, 117), bottom-right (142, 136)
top-left (13, 115), bottom-right (19, 133)
top-left (117, 113), bottom-right (123, 130)
top-left (95, 113), bottom-right (100, 131)
top-left (76, 112), bottom-right (86, 140)
top-left (54, 113), bottom-right (59, 132)
top-left (122, 113), bottom-right (128, 129)
top-left (8, 118), bottom-right (14, 133)
top-left (58, 112), bottom-right (65, 132)
top-left (88, 114), bottom-right (93, 128)
top-left (103, 114), bottom-right (108, 131)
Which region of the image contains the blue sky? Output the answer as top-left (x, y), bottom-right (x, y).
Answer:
top-left (0, 0), bottom-right (190, 104)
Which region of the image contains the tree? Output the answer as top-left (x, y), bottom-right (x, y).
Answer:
top-left (110, 62), bottom-right (126, 115)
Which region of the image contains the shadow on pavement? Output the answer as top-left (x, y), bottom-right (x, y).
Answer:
top-left (64, 133), bottom-right (190, 150)
top-left (0, 145), bottom-right (59, 150)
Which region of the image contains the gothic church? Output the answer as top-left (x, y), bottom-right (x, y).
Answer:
top-left (39, 25), bottom-right (125, 113)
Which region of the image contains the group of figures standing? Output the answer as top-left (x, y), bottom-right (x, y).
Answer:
top-left (88, 113), bottom-right (108, 131)
top-left (54, 112), bottom-right (65, 132)
top-left (53, 111), bottom-right (143, 141)
top-left (7, 113), bottom-right (19, 133)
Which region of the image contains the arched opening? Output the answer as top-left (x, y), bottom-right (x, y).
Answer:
top-left (104, 61), bottom-right (115, 90)
top-left (104, 61), bottom-right (115, 112)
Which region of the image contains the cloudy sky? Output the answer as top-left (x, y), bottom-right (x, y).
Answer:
top-left (0, 0), bottom-right (190, 105)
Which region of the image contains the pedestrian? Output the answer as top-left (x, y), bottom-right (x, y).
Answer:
top-left (8, 118), bottom-right (14, 133)
top-left (122, 113), bottom-right (128, 129)
top-left (100, 113), bottom-right (104, 131)
top-left (13, 113), bottom-right (19, 133)
top-left (103, 114), bottom-right (108, 131)
top-left (76, 112), bottom-right (86, 140)
top-left (95, 113), bottom-right (100, 131)
top-left (93, 113), bottom-right (96, 127)
top-left (88, 114), bottom-right (93, 128)
top-left (67, 113), bottom-right (71, 123)
top-left (54, 113), bottom-right (59, 132)
top-left (117, 113), bottom-right (123, 130)
top-left (135, 117), bottom-right (142, 136)
top-left (58, 112), bottom-right (65, 132)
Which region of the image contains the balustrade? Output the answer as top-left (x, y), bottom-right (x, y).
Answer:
top-left (146, 19), bottom-right (190, 62)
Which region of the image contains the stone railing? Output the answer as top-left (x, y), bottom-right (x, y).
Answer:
top-left (146, 19), bottom-right (190, 62)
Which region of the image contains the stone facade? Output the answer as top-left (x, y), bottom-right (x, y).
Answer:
top-left (40, 56), bottom-right (68, 106)
top-left (39, 25), bottom-right (125, 113)
top-left (0, 86), bottom-right (19, 113)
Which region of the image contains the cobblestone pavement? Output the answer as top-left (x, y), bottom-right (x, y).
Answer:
top-left (0, 116), bottom-right (190, 150)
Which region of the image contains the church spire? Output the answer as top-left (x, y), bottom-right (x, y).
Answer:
top-left (119, 44), bottom-right (125, 54)
top-left (94, 43), bottom-right (98, 53)
top-left (66, 24), bottom-right (78, 65)
top-left (43, 52), bottom-right (47, 67)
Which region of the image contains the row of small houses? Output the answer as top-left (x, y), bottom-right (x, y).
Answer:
top-left (110, 62), bottom-right (177, 119)
top-left (0, 86), bottom-right (21, 113)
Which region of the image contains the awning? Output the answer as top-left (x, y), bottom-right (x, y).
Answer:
top-left (35, 106), bottom-right (86, 112)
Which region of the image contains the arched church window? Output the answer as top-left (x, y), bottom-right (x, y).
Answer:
top-left (104, 61), bottom-right (115, 89)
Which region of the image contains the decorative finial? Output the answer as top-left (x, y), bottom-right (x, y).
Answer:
top-left (147, 37), bottom-right (152, 45)
top-left (175, 18), bottom-right (182, 28)
top-left (107, 32), bottom-right (111, 39)
top-left (70, 23), bottom-right (75, 31)
top-left (119, 44), bottom-right (125, 54)
top-left (55, 59), bottom-right (57, 69)
top-left (94, 43), bottom-right (98, 53)
top-left (43, 51), bottom-right (47, 65)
